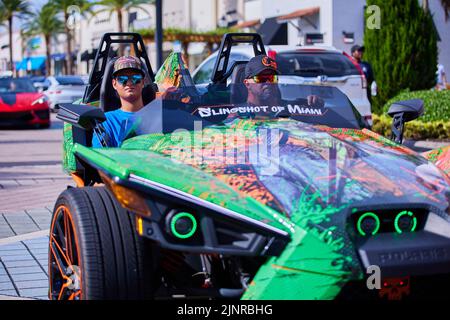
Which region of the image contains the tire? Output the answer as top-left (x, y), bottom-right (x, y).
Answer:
top-left (49, 186), bottom-right (156, 300)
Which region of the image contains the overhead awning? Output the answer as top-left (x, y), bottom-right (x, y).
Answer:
top-left (257, 17), bottom-right (288, 45)
top-left (277, 6), bottom-right (320, 22)
top-left (15, 56), bottom-right (46, 71)
top-left (235, 19), bottom-right (260, 29)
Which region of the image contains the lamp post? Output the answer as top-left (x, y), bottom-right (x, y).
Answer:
top-left (155, 0), bottom-right (163, 69)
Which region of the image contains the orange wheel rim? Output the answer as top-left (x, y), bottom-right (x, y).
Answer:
top-left (49, 205), bottom-right (82, 300)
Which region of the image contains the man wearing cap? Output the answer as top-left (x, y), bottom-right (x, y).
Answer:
top-left (242, 55), bottom-right (324, 109)
top-left (351, 45), bottom-right (376, 103)
top-left (92, 56), bottom-right (148, 148)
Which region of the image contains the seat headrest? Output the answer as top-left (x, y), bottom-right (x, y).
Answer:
top-left (230, 63), bottom-right (248, 104)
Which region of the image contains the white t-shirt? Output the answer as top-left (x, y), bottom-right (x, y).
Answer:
top-left (437, 64), bottom-right (446, 85)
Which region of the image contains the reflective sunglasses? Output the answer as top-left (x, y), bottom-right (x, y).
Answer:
top-left (251, 74), bottom-right (278, 84)
top-left (115, 74), bottom-right (144, 86)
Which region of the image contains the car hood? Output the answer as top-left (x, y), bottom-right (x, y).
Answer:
top-left (75, 118), bottom-right (450, 225)
top-left (0, 92), bottom-right (43, 110)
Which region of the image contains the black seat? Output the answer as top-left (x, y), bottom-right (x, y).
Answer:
top-left (229, 62), bottom-right (248, 104)
top-left (100, 57), bottom-right (158, 113)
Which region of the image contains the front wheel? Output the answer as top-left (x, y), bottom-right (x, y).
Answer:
top-left (48, 186), bottom-right (156, 300)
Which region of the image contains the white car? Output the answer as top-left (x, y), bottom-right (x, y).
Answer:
top-left (43, 76), bottom-right (86, 111)
top-left (192, 45), bottom-right (373, 125)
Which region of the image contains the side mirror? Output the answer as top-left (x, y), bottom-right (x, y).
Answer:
top-left (56, 103), bottom-right (106, 130)
top-left (388, 99), bottom-right (424, 144)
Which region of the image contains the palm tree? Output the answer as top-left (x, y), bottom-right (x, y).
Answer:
top-left (22, 4), bottom-right (64, 76)
top-left (49, 0), bottom-right (93, 75)
top-left (0, 0), bottom-right (32, 74)
top-left (423, 0), bottom-right (450, 20)
top-left (94, 0), bottom-right (151, 33)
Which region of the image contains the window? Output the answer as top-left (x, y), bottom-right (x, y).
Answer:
top-left (277, 52), bottom-right (360, 77)
top-left (194, 53), bottom-right (251, 84)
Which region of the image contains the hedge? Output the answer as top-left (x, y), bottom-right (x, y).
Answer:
top-left (382, 89), bottom-right (450, 122)
top-left (372, 114), bottom-right (450, 140)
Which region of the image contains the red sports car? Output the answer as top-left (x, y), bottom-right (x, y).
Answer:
top-left (0, 78), bottom-right (50, 128)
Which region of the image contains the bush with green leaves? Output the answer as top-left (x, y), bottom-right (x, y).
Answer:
top-left (382, 89), bottom-right (450, 122)
top-left (364, 0), bottom-right (438, 113)
top-left (372, 114), bottom-right (450, 140)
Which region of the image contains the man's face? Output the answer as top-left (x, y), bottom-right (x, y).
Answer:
top-left (352, 50), bottom-right (363, 60)
top-left (244, 70), bottom-right (278, 101)
top-left (112, 69), bottom-right (144, 102)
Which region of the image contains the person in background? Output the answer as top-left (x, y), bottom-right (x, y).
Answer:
top-left (436, 64), bottom-right (448, 91)
top-left (351, 45), bottom-right (376, 103)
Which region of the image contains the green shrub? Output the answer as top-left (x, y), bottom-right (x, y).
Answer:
top-left (382, 89), bottom-right (450, 122)
top-left (372, 114), bottom-right (450, 140)
top-left (364, 0), bottom-right (438, 113)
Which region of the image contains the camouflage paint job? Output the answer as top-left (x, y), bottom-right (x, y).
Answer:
top-left (72, 118), bottom-right (450, 299)
top-left (423, 145), bottom-right (450, 177)
top-left (62, 100), bottom-right (99, 173)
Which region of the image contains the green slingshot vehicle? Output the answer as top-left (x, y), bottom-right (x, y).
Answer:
top-left (49, 32), bottom-right (450, 300)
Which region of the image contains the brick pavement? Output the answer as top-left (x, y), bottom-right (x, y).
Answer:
top-left (0, 237), bottom-right (49, 300)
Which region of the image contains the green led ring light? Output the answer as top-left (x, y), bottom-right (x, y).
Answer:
top-left (170, 212), bottom-right (197, 239)
top-left (357, 212), bottom-right (381, 236)
top-left (394, 210), bottom-right (417, 234)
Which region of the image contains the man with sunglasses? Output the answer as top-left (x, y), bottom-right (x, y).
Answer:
top-left (92, 56), bottom-right (147, 148)
top-left (239, 55), bottom-right (324, 116)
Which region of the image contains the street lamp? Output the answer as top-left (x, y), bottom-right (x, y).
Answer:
top-left (155, 0), bottom-right (163, 69)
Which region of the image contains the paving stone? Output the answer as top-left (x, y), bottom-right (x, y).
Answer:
top-left (19, 287), bottom-right (48, 298)
top-left (33, 254), bottom-right (48, 261)
top-left (0, 180), bottom-right (20, 188)
top-left (0, 244), bottom-right (25, 251)
top-left (26, 209), bottom-right (52, 215)
top-left (0, 290), bottom-right (17, 296)
top-left (16, 179), bottom-right (39, 186)
top-left (0, 231), bottom-right (15, 238)
top-left (6, 266), bottom-right (43, 274)
top-left (0, 254), bottom-right (34, 262)
top-left (3, 260), bottom-right (40, 268)
top-left (28, 249), bottom-right (49, 255)
top-left (0, 250), bottom-right (30, 257)
top-left (0, 281), bottom-right (14, 291)
top-left (23, 237), bottom-right (49, 244)
top-left (15, 280), bottom-right (48, 290)
top-left (3, 214), bottom-right (30, 221)
top-left (10, 272), bottom-right (47, 282)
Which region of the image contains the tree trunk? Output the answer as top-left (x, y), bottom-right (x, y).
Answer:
top-left (8, 17), bottom-right (14, 75)
top-left (117, 9), bottom-right (124, 56)
top-left (65, 11), bottom-right (73, 75)
top-left (45, 35), bottom-right (51, 76)
top-left (423, 0), bottom-right (429, 11)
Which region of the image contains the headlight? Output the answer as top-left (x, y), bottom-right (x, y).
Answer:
top-left (31, 95), bottom-right (48, 106)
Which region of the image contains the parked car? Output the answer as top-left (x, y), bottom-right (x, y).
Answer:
top-left (44, 75), bottom-right (86, 111)
top-left (193, 45), bottom-right (373, 125)
top-left (0, 77), bottom-right (50, 128)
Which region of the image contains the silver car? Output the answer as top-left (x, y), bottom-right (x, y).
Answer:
top-left (43, 76), bottom-right (86, 111)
